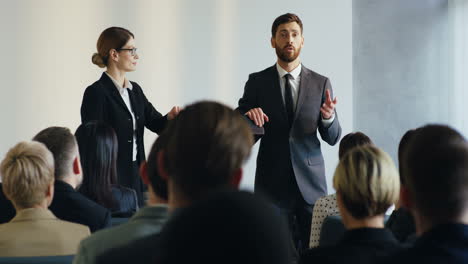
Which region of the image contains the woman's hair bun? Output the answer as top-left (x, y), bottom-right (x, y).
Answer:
top-left (92, 53), bottom-right (106, 68)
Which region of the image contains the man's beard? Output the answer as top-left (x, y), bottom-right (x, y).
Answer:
top-left (275, 44), bottom-right (301, 63)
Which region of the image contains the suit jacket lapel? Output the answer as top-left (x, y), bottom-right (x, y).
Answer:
top-left (100, 73), bottom-right (133, 117)
top-left (295, 65), bottom-right (311, 122)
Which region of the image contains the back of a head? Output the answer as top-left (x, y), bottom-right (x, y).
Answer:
top-left (397, 129), bottom-right (415, 181)
top-left (164, 101), bottom-right (253, 201)
top-left (401, 124), bottom-right (468, 224)
top-left (146, 133), bottom-right (169, 200)
top-left (157, 191), bottom-right (290, 264)
top-left (75, 121), bottom-right (118, 209)
top-left (0, 141), bottom-right (54, 209)
top-left (32, 127), bottom-right (77, 180)
top-left (338, 132), bottom-right (373, 160)
top-left (333, 145), bottom-right (400, 219)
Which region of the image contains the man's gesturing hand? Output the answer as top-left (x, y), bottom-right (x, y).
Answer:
top-left (320, 89), bottom-right (337, 120)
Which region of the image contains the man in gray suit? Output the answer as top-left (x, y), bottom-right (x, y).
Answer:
top-left (73, 133), bottom-right (170, 264)
top-left (237, 13), bottom-right (341, 251)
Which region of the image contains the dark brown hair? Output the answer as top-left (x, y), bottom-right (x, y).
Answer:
top-left (146, 133), bottom-right (169, 200)
top-left (92, 27), bottom-right (134, 68)
top-left (163, 101), bottom-right (253, 201)
top-left (397, 129), bottom-right (415, 184)
top-left (271, 13), bottom-right (303, 37)
top-left (338, 132), bottom-right (373, 160)
top-left (402, 124), bottom-right (468, 224)
top-left (75, 121), bottom-right (118, 210)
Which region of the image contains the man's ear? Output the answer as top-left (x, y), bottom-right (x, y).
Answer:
top-left (140, 161), bottom-right (149, 185)
top-left (399, 185), bottom-right (412, 210)
top-left (73, 157), bottom-right (81, 175)
top-left (46, 181), bottom-right (55, 206)
top-left (271, 37), bottom-right (276, 48)
top-left (230, 168), bottom-right (243, 189)
top-left (157, 151), bottom-right (169, 181)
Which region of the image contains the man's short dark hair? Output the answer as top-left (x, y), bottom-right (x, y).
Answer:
top-left (271, 13), bottom-right (303, 37)
top-left (163, 101), bottom-right (253, 201)
top-left (146, 134), bottom-right (169, 200)
top-left (401, 124), bottom-right (468, 223)
top-left (397, 129), bottom-right (415, 183)
top-left (32, 127), bottom-right (77, 180)
top-left (338, 132), bottom-right (373, 160)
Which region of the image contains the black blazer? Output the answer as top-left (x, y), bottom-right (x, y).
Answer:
top-left (301, 228), bottom-right (403, 264)
top-left (384, 223), bottom-right (468, 264)
top-left (238, 65), bottom-right (341, 205)
top-left (80, 73), bottom-right (167, 187)
top-left (111, 186), bottom-right (138, 217)
top-left (49, 180), bottom-right (111, 232)
top-left (0, 183), bottom-right (15, 224)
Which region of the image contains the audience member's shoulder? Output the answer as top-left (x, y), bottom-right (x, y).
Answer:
top-left (96, 233), bottom-right (161, 264)
top-left (301, 246), bottom-right (335, 264)
top-left (55, 218), bottom-right (90, 235)
top-left (248, 65), bottom-right (276, 79)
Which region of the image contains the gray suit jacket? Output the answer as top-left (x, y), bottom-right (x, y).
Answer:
top-left (73, 204), bottom-right (169, 264)
top-left (0, 208), bottom-right (90, 257)
top-left (238, 64), bottom-right (341, 205)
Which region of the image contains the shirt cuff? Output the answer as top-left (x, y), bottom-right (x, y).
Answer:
top-left (321, 113), bottom-right (335, 128)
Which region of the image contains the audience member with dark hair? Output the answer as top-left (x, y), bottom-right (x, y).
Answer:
top-left (0, 184), bottom-right (15, 224)
top-left (302, 145), bottom-right (402, 264)
top-left (0, 141), bottom-right (89, 256)
top-left (309, 131), bottom-right (373, 248)
top-left (33, 126), bottom-right (111, 232)
top-left (75, 121), bottom-right (138, 216)
top-left (385, 129), bottom-right (416, 244)
top-left (385, 125), bottom-right (468, 263)
top-left (73, 133), bottom-right (170, 264)
top-left (95, 101), bottom-right (258, 264)
top-left (156, 191), bottom-right (290, 264)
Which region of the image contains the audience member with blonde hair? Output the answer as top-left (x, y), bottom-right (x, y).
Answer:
top-left (309, 132), bottom-right (373, 248)
top-left (0, 141), bottom-right (89, 257)
top-left (301, 145), bottom-right (402, 264)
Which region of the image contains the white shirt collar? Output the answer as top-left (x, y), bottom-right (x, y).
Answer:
top-left (105, 72), bottom-right (133, 95)
top-left (276, 63), bottom-right (302, 80)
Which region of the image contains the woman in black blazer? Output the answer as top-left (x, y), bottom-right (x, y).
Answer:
top-left (80, 27), bottom-right (179, 206)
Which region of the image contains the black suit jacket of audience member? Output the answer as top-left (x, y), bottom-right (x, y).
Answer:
top-left (0, 183), bottom-right (15, 224)
top-left (110, 186), bottom-right (138, 217)
top-left (383, 223), bottom-right (468, 264)
top-left (385, 207), bottom-right (416, 244)
top-left (301, 228), bottom-right (403, 264)
top-left (81, 73), bottom-right (167, 190)
top-left (49, 180), bottom-right (111, 232)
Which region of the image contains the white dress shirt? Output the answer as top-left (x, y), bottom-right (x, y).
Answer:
top-left (105, 72), bottom-right (138, 161)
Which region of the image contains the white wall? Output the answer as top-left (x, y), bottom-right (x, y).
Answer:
top-left (0, 0), bottom-right (353, 192)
